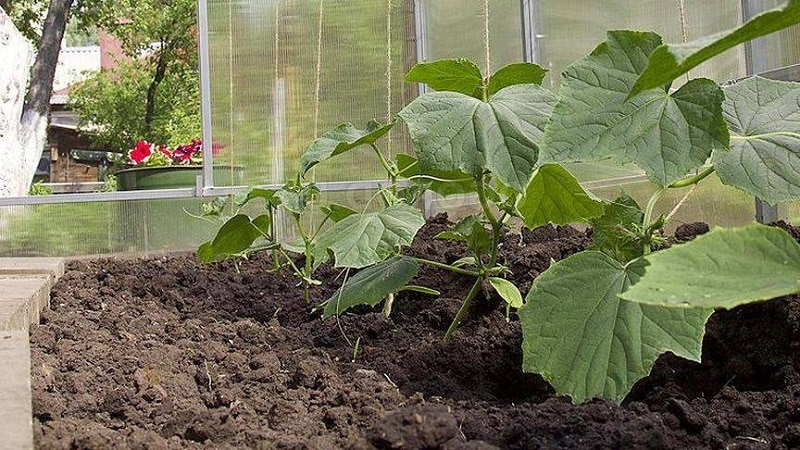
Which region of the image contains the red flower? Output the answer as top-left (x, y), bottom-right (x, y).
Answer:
top-left (128, 140), bottom-right (154, 164)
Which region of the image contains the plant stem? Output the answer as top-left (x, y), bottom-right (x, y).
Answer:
top-left (370, 143), bottom-right (397, 196)
top-left (412, 257), bottom-right (481, 277)
top-left (476, 175), bottom-right (500, 231)
top-left (444, 278), bottom-right (483, 342)
top-left (293, 214), bottom-right (313, 302)
top-left (642, 188), bottom-right (666, 255)
top-left (669, 166), bottom-right (715, 189)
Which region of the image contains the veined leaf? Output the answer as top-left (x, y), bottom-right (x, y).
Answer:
top-left (516, 164), bottom-right (604, 229)
top-left (486, 63), bottom-right (547, 97)
top-left (540, 31), bottom-right (729, 187)
top-left (714, 77), bottom-right (800, 205)
top-left (630, 0), bottom-right (800, 97)
top-left (620, 225), bottom-right (800, 309)
top-left (197, 214), bottom-right (270, 263)
top-left (314, 204), bottom-right (425, 269)
top-left (235, 188), bottom-right (278, 207)
top-left (519, 251), bottom-right (712, 404)
top-left (405, 59), bottom-right (484, 97)
top-left (275, 183), bottom-right (320, 216)
top-left (299, 121), bottom-right (395, 176)
top-left (321, 256), bottom-right (419, 318)
top-left (399, 84), bottom-right (557, 191)
top-left (589, 195), bottom-right (645, 263)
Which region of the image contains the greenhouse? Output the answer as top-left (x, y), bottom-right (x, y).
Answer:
top-left (2, 0), bottom-right (800, 448)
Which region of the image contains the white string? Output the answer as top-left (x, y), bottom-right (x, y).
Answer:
top-left (483, 0), bottom-right (491, 84)
top-left (227, 0), bottom-right (235, 185)
top-left (385, 0), bottom-right (393, 152)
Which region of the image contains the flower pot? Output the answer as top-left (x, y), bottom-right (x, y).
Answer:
top-left (114, 165), bottom-right (244, 191)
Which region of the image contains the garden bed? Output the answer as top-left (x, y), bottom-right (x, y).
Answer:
top-left (31, 216), bottom-right (800, 449)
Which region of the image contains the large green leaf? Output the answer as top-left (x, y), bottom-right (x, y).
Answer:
top-left (399, 84), bottom-right (557, 191)
top-left (404, 59), bottom-right (484, 97)
top-left (275, 183), bottom-right (320, 216)
top-left (540, 31), bottom-right (729, 187)
top-left (713, 77), bottom-right (800, 205)
top-left (620, 225), bottom-right (800, 309)
top-left (197, 214), bottom-right (270, 263)
top-left (516, 164), bottom-right (604, 229)
top-left (630, 0), bottom-right (800, 97)
top-left (589, 195), bottom-right (645, 263)
top-left (321, 256), bottom-right (419, 318)
top-left (435, 215), bottom-right (492, 256)
top-left (314, 204), bottom-right (425, 269)
top-left (235, 188), bottom-right (278, 207)
top-left (299, 121), bottom-right (395, 176)
top-left (519, 251), bottom-right (712, 404)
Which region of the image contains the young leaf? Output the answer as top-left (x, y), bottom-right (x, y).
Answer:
top-left (540, 31), bottom-right (729, 187)
top-left (435, 215), bottom-right (492, 256)
top-left (486, 62), bottom-right (547, 97)
top-left (197, 214), bottom-right (269, 263)
top-left (200, 197), bottom-right (229, 218)
top-left (620, 225), bottom-right (800, 309)
top-left (714, 77), bottom-right (800, 205)
top-left (489, 277), bottom-right (523, 308)
top-left (589, 195), bottom-right (646, 263)
top-left (299, 121), bottom-right (395, 176)
top-left (396, 153), bottom-right (476, 197)
top-left (320, 203), bottom-right (358, 223)
top-left (314, 204), bottom-right (425, 269)
top-left (399, 84), bottom-right (557, 191)
top-left (405, 59), bottom-right (484, 97)
top-left (235, 188), bottom-right (278, 207)
top-left (519, 251), bottom-right (712, 404)
top-left (275, 183), bottom-right (320, 216)
top-left (516, 164), bottom-right (604, 229)
top-left (630, 0), bottom-right (800, 97)
top-left (321, 256), bottom-right (419, 318)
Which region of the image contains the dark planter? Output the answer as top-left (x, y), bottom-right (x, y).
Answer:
top-left (114, 165), bottom-right (244, 191)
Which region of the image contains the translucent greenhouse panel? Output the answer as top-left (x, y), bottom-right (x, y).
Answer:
top-left (421, 0), bottom-right (523, 71)
top-left (207, 0), bottom-right (416, 187)
top-left (0, 199), bottom-right (221, 257)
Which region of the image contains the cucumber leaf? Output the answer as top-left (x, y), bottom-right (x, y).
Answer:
top-left (588, 195), bottom-right (645, 263)
top-left (198, 214), bottom-right (271, 263)
top-left (620, 225), bottom-right (800, 309)
top-left (399, 84), bottom-right (557, 191)
top-left (314, 204), bottom-right (425, 269)
top-left (486, 62), bottom-right (547, 97)
top-left (519, 251), bottom-right (712, 404)
top-left (714, 77), bottom-right (800, 205)
top-left (320, 203), bottom-right (358, 223)
top-left (630, 0), bottom-right (800, 97)
top-left (540, 30), bottom-right (729, 187)
top-left (489, 277), bottom-right (523, 308)
top-left (396, 153), bottom-right (476, 197)
top-left (516, 164), bottom-right (604, 229)
top-left (300, 121), bottom-right (395, 176)
top-left (405, 59), bottom-right (484, 97)
top-left (321, 256), bottom-right (419, 318)
top-left (435, 215), bottom-right (492, 256)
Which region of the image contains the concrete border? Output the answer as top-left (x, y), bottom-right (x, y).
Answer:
top-left (0, 258), bottom-right (65, 450)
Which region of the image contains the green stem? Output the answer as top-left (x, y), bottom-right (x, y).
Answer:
top-left (444, 278), bottom-right (483, 342)
top-left (370, 143), bottom-right (397, 196)
top-left (669, 166), bottom-right (715, 189)
top-left (293, 214), bottom-right (313, 301)
top-left (412, 257), bottom-right (482, 277)
top-left (642, 188), bottom-right (666, 255)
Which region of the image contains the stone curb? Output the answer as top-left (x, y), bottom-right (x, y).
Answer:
top-left (0, 258), bottom-right (65, 450)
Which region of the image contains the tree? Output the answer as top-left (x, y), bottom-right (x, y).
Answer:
top-left (0, 0), bottom-right (70, 196)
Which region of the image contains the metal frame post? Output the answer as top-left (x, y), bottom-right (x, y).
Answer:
top-left (197, 0), bottom-right (215, 192)
top-left (742, 0), bottom-right (779, 224)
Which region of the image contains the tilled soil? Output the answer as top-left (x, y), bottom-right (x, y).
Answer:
top-left (30, 216), bottom-right (800, 449)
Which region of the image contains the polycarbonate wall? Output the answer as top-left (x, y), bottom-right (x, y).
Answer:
top-left (2, 0), bottom-right (800, 258)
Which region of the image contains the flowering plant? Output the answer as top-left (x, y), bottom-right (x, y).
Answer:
top-left (124, 139), bottom-right (203, 167)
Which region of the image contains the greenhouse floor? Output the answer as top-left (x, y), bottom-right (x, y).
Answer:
top-left (0, 257), bottom-right (64, 450)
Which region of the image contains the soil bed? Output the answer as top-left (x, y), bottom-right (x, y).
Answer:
top-left (31, 216), bottom-right (800, 449)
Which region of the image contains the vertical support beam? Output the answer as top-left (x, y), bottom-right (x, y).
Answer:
top-left (520, 0), bottom-right (541, 63)
top-left (197, 0), bottom-right (215, 193)
top-left (742, 0), bottom-right (779, 223)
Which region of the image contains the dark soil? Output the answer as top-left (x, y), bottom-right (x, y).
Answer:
top-left (30, 215), bottom-right (800, 449)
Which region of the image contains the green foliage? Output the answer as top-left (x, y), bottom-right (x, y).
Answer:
top-left (28, 181), bottom-right (53, 196)
top-left (321, 256), bottom-right (419, 318)
top-left (519, 252), bottom-right (712, 404)
top-left (714, 77), bottom-right (800, 205)
top-left (516, 164), bottom-right (604, 229)
top-left (299, 121), bottom-right (395, 177)
top-left (588, 195), bottom-right (646, 263)
top-left (540, 31), bottom-right (729, 187)
top-left (630, 0), bottom-right (800, 96)
top-left (620, 225), bottom-right (800, 309)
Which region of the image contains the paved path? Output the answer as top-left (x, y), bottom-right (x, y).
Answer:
top-left (0, 258), bottom-right (64, 450)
